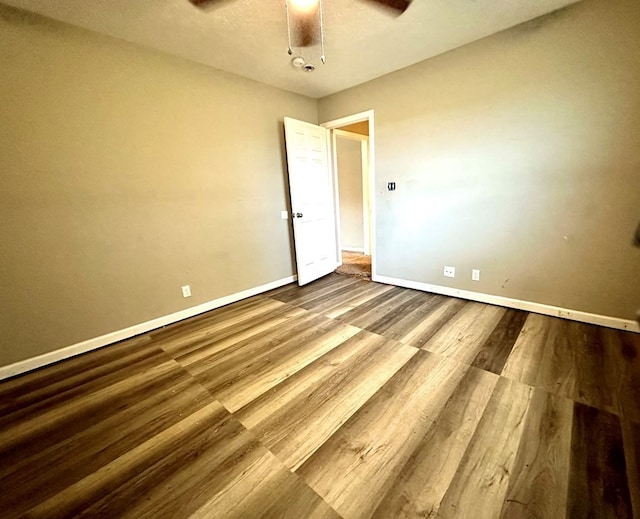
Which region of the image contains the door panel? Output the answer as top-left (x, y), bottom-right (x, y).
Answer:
top-left (284, 117), bottom-right (338, 286)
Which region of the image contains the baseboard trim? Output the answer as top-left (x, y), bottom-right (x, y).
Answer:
top-left (0, 275), bottom-right (298, 382)
top-left (342, 247), bottom-right (365, 253)
top-left (373, 274), bottom-right (640, 333)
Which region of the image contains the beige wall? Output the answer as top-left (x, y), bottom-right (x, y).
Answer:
top-left (0, 5), bottom-right (317, 366)
top-left (336, 136), bottom-right (364, 250)
top-left (319, 0), bottom-right (640, 321)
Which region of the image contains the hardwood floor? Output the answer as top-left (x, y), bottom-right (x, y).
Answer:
top-left (1, 273), bottom-right (638, 518)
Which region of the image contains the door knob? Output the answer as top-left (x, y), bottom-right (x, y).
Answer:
top-left (294, 213), bottom-right (303, 218)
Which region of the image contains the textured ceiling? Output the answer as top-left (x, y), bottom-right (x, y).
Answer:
top-left (2, 0), bottom-right (581, 98)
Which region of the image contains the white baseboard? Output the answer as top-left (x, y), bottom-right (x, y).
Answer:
top-left (0, 275), bottom-right (297, 382)
top-left (373, 274), bottom-right (640, 333)
top-left (342, 247), bottom-right (365, 253)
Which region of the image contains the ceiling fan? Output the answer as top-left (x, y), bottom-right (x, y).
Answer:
top-left (187, 0), bottom-right (413, 52)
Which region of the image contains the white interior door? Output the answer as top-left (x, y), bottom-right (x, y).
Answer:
top-left (284, 117), bottom-right (338, 286)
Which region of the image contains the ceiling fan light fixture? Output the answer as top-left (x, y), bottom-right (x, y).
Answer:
top-left (289, 0), bottom-right (320, 14)
top-left (285, 0), bottom-right (326, 63)
top-left (188, 0), bottom-right (411, 70)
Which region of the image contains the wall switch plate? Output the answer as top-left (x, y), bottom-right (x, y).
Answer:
top-left (444, 266), bottom-right (455, 278)
top-left (281, 210), bottom-right (288, 220)
top-left (472, 269), bottom-right (480, 281)
top-left (181, 285), bottom-right (191, 298)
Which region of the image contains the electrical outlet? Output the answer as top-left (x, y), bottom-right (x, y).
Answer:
top-left (281, 210), bottom-right (288, 220)
top-left (181, 285), bottom-right (191, 298)
top-left (472, 269), bottom-right (480, 281)
top-left (444, 266), bottom-right (455, 278)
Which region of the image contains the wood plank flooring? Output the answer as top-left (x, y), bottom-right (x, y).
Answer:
top-left (1, 273), bottom-right (638, 518)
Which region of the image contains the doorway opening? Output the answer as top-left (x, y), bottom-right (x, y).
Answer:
top-left (335, 250), bottom-right (372, 280)
top-left (321, 110), bottom-right (375, 281)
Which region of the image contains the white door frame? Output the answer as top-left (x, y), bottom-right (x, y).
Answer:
top-left (321, 110), bottom-right (376, 277)
top-left (332, 129), bottom-right (371, 256)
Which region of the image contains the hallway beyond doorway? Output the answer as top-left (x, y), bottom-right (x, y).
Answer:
top-left (335, 251), bottom-right (371, 280)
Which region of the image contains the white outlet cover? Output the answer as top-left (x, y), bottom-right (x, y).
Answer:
top-left (181, 285), bottom-right (192, 298)
top-left (444, 266), bottom-right (455, 278)
top-left (281, 210), bottom-right (288, 220)
top-left (472, 269), bottom-right (481, 281)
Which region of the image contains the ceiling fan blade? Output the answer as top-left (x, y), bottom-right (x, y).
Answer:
top-left (362, 0), bottom-right (413, 16)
